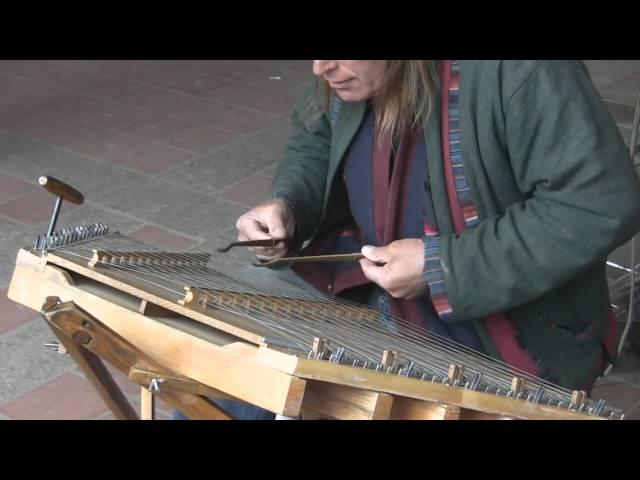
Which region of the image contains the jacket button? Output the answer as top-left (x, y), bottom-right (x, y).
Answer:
top-left (327, 284), bottom-right (333, 294)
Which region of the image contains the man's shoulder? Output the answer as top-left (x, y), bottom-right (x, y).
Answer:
top-left (459, 60), bottom-right (588, 99)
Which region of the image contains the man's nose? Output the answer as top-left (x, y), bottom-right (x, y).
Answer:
top-left (312, 60), bottom-right (338, 76)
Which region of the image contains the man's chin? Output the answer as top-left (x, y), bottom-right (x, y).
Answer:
top-left (335, 90), bottom-right (364, 103)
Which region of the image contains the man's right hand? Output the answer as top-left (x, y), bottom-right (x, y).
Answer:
top-left (235, 198), bottom-right (296, 261)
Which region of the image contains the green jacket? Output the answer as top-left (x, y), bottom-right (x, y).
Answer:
top-left (271, 60), bottom-right (640, 389)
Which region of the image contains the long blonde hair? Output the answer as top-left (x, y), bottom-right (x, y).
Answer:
top-left (308, 60), bottom-right (439, 142)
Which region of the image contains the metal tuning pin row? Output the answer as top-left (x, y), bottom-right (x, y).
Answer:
top-left (302, 336), bottom-right (625, 420)
top-left (329, 346), bottom-right (347, 364)
top-left (308, 340), bottom-right (384, 371)
top-left (33, 223), bottom-right (109, 251)
top-left (465, 372), bottom-right (483, 391)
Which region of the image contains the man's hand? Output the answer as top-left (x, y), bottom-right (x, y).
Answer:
top-left (235, 198), bottom-right (296, 260)
top-left (359, 239), bottom-right (427, 300)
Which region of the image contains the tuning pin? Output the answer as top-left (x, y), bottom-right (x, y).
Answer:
top-left (329, 346), bottom-right (346, 364)
top-left (466, 372), bottom-right (482, 391)
top-left (44, 341), bottom-right (67, 355)
top-left (594, 399), bottom-right (607, 416)
top-left (399, 361), bottom-right (415, 377)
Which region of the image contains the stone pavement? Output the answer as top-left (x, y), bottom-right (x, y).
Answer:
top-left (0, 60), bottom-right (638, 419)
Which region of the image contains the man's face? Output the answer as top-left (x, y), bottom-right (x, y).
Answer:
top-left (312, 60), bottom-right (389, 102)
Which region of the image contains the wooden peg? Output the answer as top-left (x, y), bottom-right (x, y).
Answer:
top-left (311, 337), bottom-right (328, 359)
top-left (510, 376), bottom-right (525, 397)
top-left (178, 287), bottom-right (209, 309)
top-left (88, 249), bottom-right (109, 268)
top-left (571, 390), bottom-right (587, 406)
top-left (447, 364), bottom-right (464, 384)
top-left (381, 350), bottom-right (399, 371)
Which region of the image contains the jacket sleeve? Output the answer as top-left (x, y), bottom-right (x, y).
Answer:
top-left (271, 79), bottom-right (333, 247)
top-left (438, 60), bottom-right (640, 321)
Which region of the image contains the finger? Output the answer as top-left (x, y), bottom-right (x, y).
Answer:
top-left (237, 217), bottom-right (272, 240)
top-left (359, 258), bottom-right (387, 288)
top-left (255, 249), bottom-right (287, 261)
top-left (270, 225), bottom-right (287, 240)
top-left (361, 245), bottom-right (391, 265)
top-left (267, 212), bottom-right (288, 239)
top-left (249, 246), bottom-right (286, 256)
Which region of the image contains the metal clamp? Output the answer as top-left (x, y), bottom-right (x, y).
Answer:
top-left (148, 378), bottom-right (165, 393)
